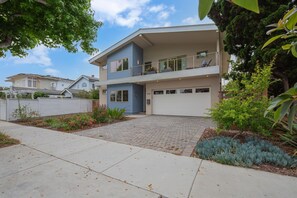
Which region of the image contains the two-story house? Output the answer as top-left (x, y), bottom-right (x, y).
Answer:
top-left (89, 24), bottom-right (229, 116)
top-left (5, 73), bottom-right (74, 96)
top-left (61, 75), bottom-right (99, 98)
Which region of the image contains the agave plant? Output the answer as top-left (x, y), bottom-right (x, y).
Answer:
top-left (265, 83), bottom-right (297, 151)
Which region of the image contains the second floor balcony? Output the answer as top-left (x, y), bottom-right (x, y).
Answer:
top-left (131, 52), bottom-right (219, 77)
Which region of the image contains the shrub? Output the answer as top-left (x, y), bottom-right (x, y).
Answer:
top-left (33, 92), bottom-right (48, 99)
top-left (107, 108), bottom-right (125, 120)
top-left (12, 105), bottom-right (39, 121)
top-left (92, 105), bottom-right (109, 123)
top-left (195, 136), bottom-right (297, 168)
top-left (44, 114), bottom-right (95, 131)
top-left (210, 65), bottom-right (272, 135)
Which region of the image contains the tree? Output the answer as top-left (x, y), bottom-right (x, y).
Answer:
top-left (0, 0), bottom-right (102, 57)
top-left (208, 0), bottom-right (297, 95)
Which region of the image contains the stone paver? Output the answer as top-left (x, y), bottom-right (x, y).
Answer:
top-left (75, 115), bottom-right (214, 155)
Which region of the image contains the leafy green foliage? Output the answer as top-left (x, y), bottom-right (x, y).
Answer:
top-left (0, 92), bottom-right (5, 99)
top-left (92, 105), bottom-right (109, 123)
top-left (208, 0), bottom-right (297, 95)
top-left (210, 65), bottom-right (272, 135)
top-left (45, 114), bottom-right (95, 131)
top-left (0, 0), bottom-right (102, 57)
top-left (263, 7), bottom-right (297, 57)
top-left (12, 105), bottom-right (39, 121)
top-left (91, 89), bottom-right (99, 99)
top-left (196, 136), bottom-right (297, 168)
top-left (107, 108), bottom-right (126, 121)
top-left (33, 92), bottom-right (48, 99)
top-left (198, 0), bottom-right (259, 20)
top-left (265, 83), bottom-right (297, 150)
top-left (0, 132), bottom-right (20, 148)
top-left (74, 89), bottom-right (99, 99)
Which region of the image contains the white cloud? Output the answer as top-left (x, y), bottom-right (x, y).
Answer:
top-left (12, 45), bottom-right (52, 66)
top-left (91, 0), bottom-right (149, 28)
top-left (182, 17), bottom-right (199, 25)
top-left (44, 68), bottom-right (60, 75)
top-left (91, 0), bottom-right (175, 28)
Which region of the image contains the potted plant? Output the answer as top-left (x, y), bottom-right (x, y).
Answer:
top-left (144, 66), bottom-right (157, 75)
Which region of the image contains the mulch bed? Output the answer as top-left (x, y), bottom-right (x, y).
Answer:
top-left (13, 114), bottom-right (134, 133)
top-left (192, 128), bottom-right (297, 177)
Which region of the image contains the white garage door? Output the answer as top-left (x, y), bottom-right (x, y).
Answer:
top-left (152, 87), bottom-right (211, 117)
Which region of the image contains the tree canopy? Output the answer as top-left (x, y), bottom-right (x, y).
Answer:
top-left (0, 0), bottom-right (101, 57)
top-left (208, 0), bottom-right (297, 94)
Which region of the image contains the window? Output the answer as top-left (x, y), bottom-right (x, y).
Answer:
top-left (166, 89), bottom-right (176, 94)
top-left (159, 55), bottom-right (186, 72)
top-left (27, 78), bottom-right (37, 87)
top-left (123, 90), bottom-right (128, 101)
top-left (144, 61), bottom-right (152, 72)
top-left (116, 90), bottom-right (122, 102)
top-left (51, 82), bottom-right (55, 88)
top-left (110, 90), bottom-right (128, 102)
top-left (110, 91), bottom-right (116, 102)
top-left (110, 58), bottom-right (129, 72)
top-left (33, 80), bottom-right (37, 87)
top-left (92, 84), bottom-right (95, 89)
top-left (180, 88), bottom-right (193, 94)
top-left (196, 88), bottom-right (210, 93)
top-left (28, 79), bottom-right (32, 87)
top-left (154, 90), bottom-right (164, 95)
top-left (82, 82), bottom-right (87, 87)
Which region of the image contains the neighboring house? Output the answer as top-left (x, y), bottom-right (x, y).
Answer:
top-left (89, 24), bottom-right (229, 116)
top-left (5, 73), bottom-right (74, 97)
top-left (61, 75), bottom-right (99, 98)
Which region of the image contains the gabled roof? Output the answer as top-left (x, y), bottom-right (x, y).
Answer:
top-left (89, 24), bottom-right (218, 66)
top-left (6, 73), bottom-right (74, 82)
top-left (67, 75), bottom-right (99, 89)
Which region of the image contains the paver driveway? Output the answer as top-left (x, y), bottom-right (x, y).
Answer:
top-left (75, 115), bottom-right (214, 155)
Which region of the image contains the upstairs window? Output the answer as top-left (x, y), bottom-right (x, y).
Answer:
top-left (28, 78), bottom-right (37, 87)
top-left (110, 58), bottom-right (129, 72)
top-left (82, 82), bottom-right (87, 87)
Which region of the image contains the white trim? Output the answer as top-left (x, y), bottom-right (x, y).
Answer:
top-left (89, 24), bottom-right (218, 65)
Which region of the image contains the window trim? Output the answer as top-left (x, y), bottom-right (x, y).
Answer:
top-left (110, 58), bottom-right (129, 73)
top-left (110, 90), bottom-right (129, 102)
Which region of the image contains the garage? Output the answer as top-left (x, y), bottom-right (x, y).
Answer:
top-left (152, 87), bottom-right (211, 117)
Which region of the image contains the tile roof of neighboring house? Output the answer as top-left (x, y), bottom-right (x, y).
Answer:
top-left (5, 73), bottom-right (74, 82)
top-left (11, 87), bottom-right (61, 95)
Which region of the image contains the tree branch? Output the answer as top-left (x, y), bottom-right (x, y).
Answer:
top-left (35, 0), bottom-right (48, 5)
top-left (0, 36), bottom-right (12, 48)
top-left (0, 0), bottom-right (8, 4)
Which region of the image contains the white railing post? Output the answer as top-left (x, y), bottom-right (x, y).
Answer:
top-left (192, 56), bottom-right (195, 68)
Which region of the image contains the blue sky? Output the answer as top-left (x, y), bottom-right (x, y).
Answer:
top-left (0, 0), bottom-right (213, 86)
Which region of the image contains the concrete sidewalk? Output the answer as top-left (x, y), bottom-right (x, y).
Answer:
top-left (0, 121), bottom-right (296, 198)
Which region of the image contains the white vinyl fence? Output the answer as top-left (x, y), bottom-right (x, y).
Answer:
top-left (0, 98), bottom-right (93, 121)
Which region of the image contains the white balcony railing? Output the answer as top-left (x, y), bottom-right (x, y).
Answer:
top-left (130, 52), bottom-right (219, 76)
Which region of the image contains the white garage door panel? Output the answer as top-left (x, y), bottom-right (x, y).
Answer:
top-left (153, 91), bottom-right (211, 117)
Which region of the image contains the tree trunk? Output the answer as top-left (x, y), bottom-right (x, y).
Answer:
top-left (274, 71), bottom-right (290, 91)
top-left (0, 0), bottom-right (8, 4)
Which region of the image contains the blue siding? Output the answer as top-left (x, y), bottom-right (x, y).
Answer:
top-left (107, 83), bottom-right (143, 114)
top-left (107, 43), bottom-right (143, 79)
top-left (132, 44), bottom-right (143, 76)
top-left (107, 44), bottom-right (133, 80)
